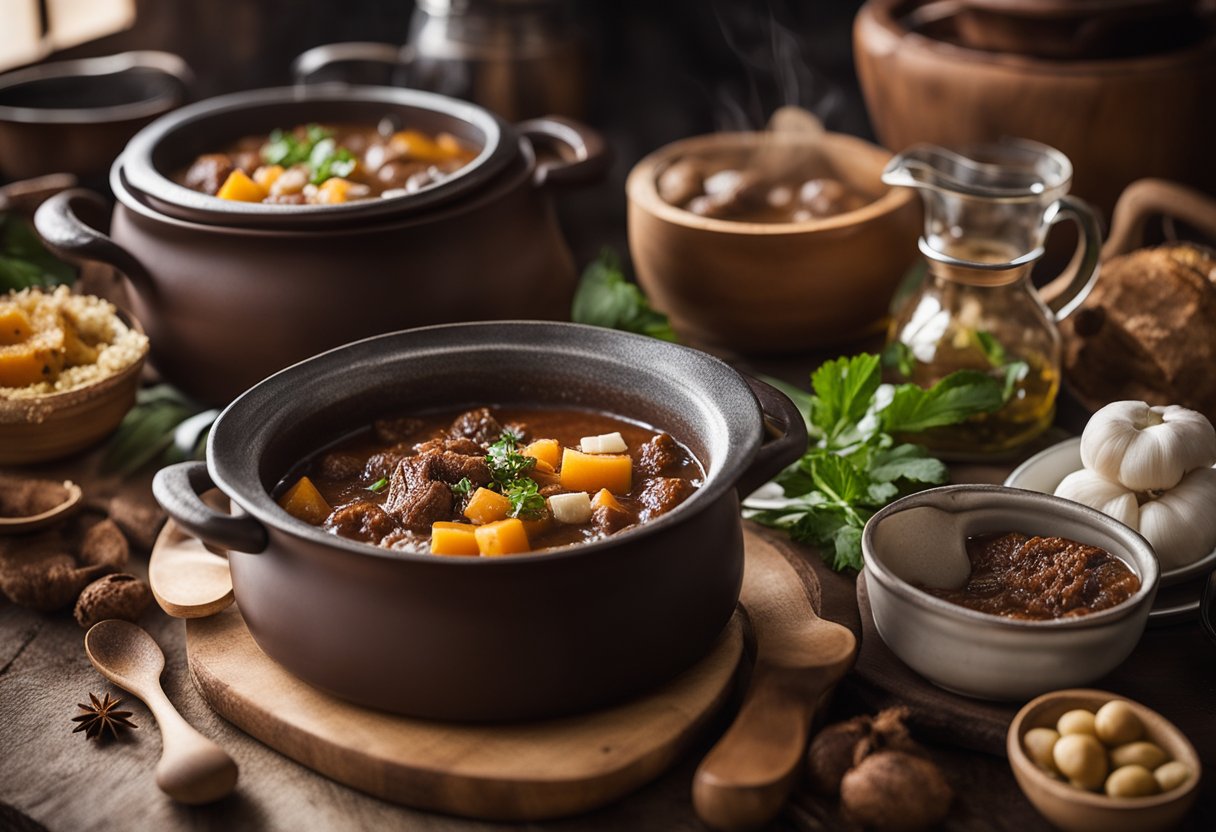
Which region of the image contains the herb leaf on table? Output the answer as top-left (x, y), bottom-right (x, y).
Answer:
top-left (101, 385), bottom-right (212, 475)
top-left (572, 249), bottom-right (678, 342)
top-left (746, 353), bottom-right (1007, 572)
top-left (0, 213), bottom-right (76, 291)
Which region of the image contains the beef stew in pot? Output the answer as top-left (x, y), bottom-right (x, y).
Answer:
top-left (177, 121), bottom-right (476, 205)
top-left (276, 406), bottom-right (703, 555)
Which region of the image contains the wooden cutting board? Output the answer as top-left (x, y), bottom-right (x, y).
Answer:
top-left (180, 528), bottom-right (825, 822)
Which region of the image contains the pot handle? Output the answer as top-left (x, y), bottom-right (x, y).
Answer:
top-left (291, 42), bottom-right (407, 86)
top-left (34, 189), bottom-right (154, 293)
top-left (516, 116), bottom-right (610, 189)
top-left (1102, 178), bottom-right (1216, 260)
top-left (736, 376), bottom-right (809, 499)
top-left (153, 462), bottom-right (268, 555)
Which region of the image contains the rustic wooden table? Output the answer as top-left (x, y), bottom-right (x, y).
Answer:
top-left (1, 415), bottom-right (1212, 832)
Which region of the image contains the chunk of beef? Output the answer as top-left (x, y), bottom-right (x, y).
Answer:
top-left (326, 501), bottom-right (398, 543)
top-left (319, 452), bottom-right (363, 480)
top-left (638, 477), bottom-right (696, 521)
top-left (638, 433), bottom-right (686, 476)
top-left (447, 408), bottom-right (503, 447)
top-left (385, 479), bottom-right (453, 532)
top-left (381, 449), bottom-right (491, 531)
top-left (592, 505), bottom-right (635, 536)
top-left (412, 436), bottom-right (483, 456)
top-left (365, 443), bottom-right (414, 480)
top-left (374, 417), bottom-right (424, 445)
top-left (184, 154), bottom-right (234, 195)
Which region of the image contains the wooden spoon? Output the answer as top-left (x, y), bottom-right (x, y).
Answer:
top-left (84, 620), bottom-right (238, 804)
top-left (148, 518), bottom-right (234, 618)
top-left (693, 535), bottom-right (858, 831)
top-left (0, 480), bottom-right (83, 535)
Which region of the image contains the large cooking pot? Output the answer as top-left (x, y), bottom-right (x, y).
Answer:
top-left (34, 85), bottom-right (606, 405)
top-left (152, 322), bottom-right (806, 721)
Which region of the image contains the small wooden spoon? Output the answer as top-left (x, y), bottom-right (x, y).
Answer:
top-left (84, 620), bottom-right (238, 804)
top-left (148, 518), bottom-right (234, 618)
top-left (693, 535), bottom-right (858, 831)
top-left (0, 480), bottom-right (82, 535)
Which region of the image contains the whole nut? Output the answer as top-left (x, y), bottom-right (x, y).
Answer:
top-left (1105, 764), bottom-right (1159, 798)
top-left (1057, 709), bottom-right (1097, 737)
top-left (1110, 741), bottom-right (1168, 771)
top-left (1053, 734), bottom-right (1107, 790)
top-left (74, 573), bottom-right (153, 629)
top-left (1154, 761), bottom-right (1192, 792)
top-left (1094, 700), bottom-right (1142, 746)
top-left (1023, 728), bottom-right (1061, 774)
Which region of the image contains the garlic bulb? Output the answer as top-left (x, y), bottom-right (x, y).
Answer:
top-left (1054, 470), bottom-right (1140, 528)
top-left (1137, 467), bottom-right (1216, 570)
top-left (1080, 401), bottom-right (1216, 492)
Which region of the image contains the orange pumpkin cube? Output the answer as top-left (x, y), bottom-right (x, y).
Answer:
top-left (592, 488), bottom-right (624, 512)
top-left (278, 476), bottom-right (331, 525)
top-left (475, 518), bottom-right (531, 556)
top-left (523, 438), bottom-right (561, 469)
top-left (430, 521), bottom-right (479, 556)
top-left (560, 448), bottom-right (632, 495)
top-left (0, 306), bottom-right (33, 346)
top-left (463, 487), bottom-right (511, 525)
top-left (216, 169), bottom-right (267, 202)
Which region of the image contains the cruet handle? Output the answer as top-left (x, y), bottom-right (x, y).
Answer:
top-left (1037, 194), bottom-right (1102, 322)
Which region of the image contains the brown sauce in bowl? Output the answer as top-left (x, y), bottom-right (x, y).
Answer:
top-left (927, 532), bottom-right (1140, 620)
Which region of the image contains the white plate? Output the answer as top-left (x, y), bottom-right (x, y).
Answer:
top-left (1004, 437), bottom-right (1216, 588)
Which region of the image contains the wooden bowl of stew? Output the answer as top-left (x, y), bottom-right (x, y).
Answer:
top-left (152, 321), bottom-right (805, 721)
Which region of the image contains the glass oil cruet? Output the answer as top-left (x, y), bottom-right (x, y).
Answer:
top-left (882, 139), bottom-right (1102, 457)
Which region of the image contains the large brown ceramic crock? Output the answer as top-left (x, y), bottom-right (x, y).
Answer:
top-left (152, 322), bottom-right (806, 722)
top-left (34, 86), bottom-right (606, 405)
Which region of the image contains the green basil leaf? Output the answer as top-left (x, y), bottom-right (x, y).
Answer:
top-left (881, 370), bottom-right (1005, 434)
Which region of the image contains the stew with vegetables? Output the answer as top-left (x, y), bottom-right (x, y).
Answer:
top-left (177, 121), bottom-right (476, 205)
top-left (276, 406), bottom-right (703, 555)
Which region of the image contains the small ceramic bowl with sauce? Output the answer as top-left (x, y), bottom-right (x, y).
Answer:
top-left (861, 484), bottom-right (1159, 700)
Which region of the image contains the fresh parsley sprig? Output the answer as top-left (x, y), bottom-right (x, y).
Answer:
top-left (471, 431), bottom-right (546, 519)
top-left (572, 249), bottom-right (677, 342)
top-left (746, 354), bottom-right (1007, 572)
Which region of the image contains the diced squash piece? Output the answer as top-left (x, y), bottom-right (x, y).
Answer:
top-left (533, 459), bottom-right (555, 474)
top-left (561, 448), bottom-right (632, 494)
top-left (523, 439), bottom-right (560, 468)
top-left (216, 169), bottom-right (267, 202)
top-left (435, 132), bottom-right (474, 160)
top-left (0, 343), bottom-right (62, 387)
top-left (430, 521), bottom-right (479, 556)
top-left (580, 432), bottom-right (628, 454)
top-left (315, 177), bottom-right (356, 204)
top-left (253, 164), bottom-right (285, 190)
top-left (592, 488), bottom-right (624, 512)
top-left (390, 129), bottom-right (446, 161)
top-left (464, 487), bottom-right (511, 525)
top-left (278, 476), bottom-right (331, 525)
top-left (0, 306), bottom-right (33, 346)
top-left (475, 518), bottom-right (531, 556)
top-left (60, 313), bottom-right (98, 366)
top-left (549, 491), bottom-right (592, 525)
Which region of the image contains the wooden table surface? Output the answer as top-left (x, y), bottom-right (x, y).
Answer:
top-left (1, 426), bottom-right (1212, 832)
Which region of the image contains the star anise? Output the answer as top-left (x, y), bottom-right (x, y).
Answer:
top-left (71, 692), bottom-right (137, 741)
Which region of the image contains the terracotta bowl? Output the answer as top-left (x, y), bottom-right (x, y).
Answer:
top-left (626, 131), bottom-right (920, 355)
top-left (1007, 689), bottom-right (1202, 832)
top-left (0, 312), bottom-right (147, 465)
top-left (854, 0), bottom-right (1216, 217)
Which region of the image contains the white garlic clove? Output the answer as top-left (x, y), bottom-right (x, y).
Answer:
top-left (1054, 469), bottom-right (1140, 530)
top-left (1080, 401), bottom-right (1216, 492)
top-left (1137, 467), bottom-right (1216, 570)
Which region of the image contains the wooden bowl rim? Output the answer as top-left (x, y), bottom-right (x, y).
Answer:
top-left (1007, 688), bottom-right (1202, 812)
top-left (0, 304), bottom-right (148, 419)
top-left (863, 0), bottom-right (1216, 74)
top-left (625, 130), bottom-right (916, 236)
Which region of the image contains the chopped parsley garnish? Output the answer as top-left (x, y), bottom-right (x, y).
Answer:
top-left (450, 477), bottom-right (473, 496)
top-left (486, 433), bottom-right (535, 487)
top-left (503, 477), bottom-right (545, 520)
top-left (307, 138), bottom-right (356, 185)
top-left (260, 124), bottom-right (356, 185)
top-left (366, 477), bottom-right (389, 494)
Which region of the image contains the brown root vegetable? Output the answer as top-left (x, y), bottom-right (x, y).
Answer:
top-left (78, 519), bottom-right (129, 570)
top-left (854, 706), bottom-right (923, 765)
top-left (806, 714), bottom-right (871, 795)
top-left (840, 750), bottom-right (953, 832)
top-left (74, 573), bottom-right (154, 628)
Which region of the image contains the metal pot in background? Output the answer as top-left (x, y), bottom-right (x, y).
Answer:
top-left (293, 0), bottom-right (587, 121)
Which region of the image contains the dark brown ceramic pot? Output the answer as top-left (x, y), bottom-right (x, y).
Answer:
top-left (152, 322), bottom-right (806, 722)
top-left (0, 51), bottom-right (191, 181)
top-left (34, 86), bottom-right (605, 405)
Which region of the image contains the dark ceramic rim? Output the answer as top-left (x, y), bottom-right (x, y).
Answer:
top-left (0, 51), bottom-right (187, 124)
top-left (862, 484), bottom-right (1160, 629)
top-left (118, 85), bottom-right (512, 227)
top-left (205, 321), bottom-right (764, 566)
top-left (109, 134), bottom-right (534, 238)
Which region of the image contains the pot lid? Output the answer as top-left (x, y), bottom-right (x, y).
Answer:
top-left (117, 84), bottom-right (514, 228)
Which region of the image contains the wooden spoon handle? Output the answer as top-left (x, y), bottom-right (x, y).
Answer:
top-left (693, 665), bottom-right (836, 832)
top-left (144, 685), bottom-right (238, 804)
